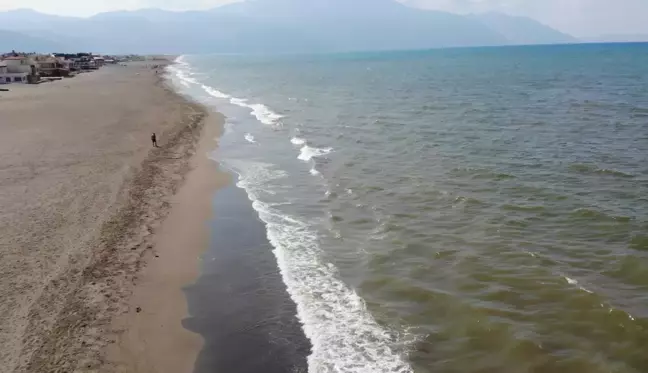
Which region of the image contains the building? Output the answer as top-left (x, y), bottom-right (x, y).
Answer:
top-left (0, 55), bottom-right (38, 83)
top-left (52, 53), bottom-right (96, 72)
top-left (0, 61), bottom-right (28, 84)
top-left (93, 56), bottom-right (105, 67)
top-left (35, 55), bottom-right (70, 77)
top-left (76, 57), bottom-right (96, 71)
top-left (2, 55), bottom-right (37, 74)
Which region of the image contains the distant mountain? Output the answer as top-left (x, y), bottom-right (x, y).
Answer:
top-left (0, 8), bottom-right (75, 30)
top-left (0, 29), bottom-right (64, 53)
top-left (200, 0), bottom-right (509, 52)
top-left (471, 12), bottom-right (576, 45)
top-left (0, 1), bottom-right (577, 54)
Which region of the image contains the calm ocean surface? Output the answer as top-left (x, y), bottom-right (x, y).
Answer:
top-left (169, 43), bottom-right (648, 373)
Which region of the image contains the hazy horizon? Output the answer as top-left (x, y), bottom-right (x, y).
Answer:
top-left (2, 0), bottom-right (648, 38)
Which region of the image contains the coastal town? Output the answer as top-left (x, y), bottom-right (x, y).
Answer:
top-left (0, 51), bottom-right (143, 85)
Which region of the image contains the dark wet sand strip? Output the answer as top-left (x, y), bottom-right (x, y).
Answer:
top-left (185, 181), bottom-right (311, 373)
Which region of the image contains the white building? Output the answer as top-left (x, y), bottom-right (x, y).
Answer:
top-left (2, 56), bottom-right (37, 74)
top-left (0, 61), bottom-right (28, 84)
top-left (0, 55), bottom-right (39, 83)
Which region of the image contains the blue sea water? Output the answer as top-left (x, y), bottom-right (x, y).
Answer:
top-left (169, 43), bottom-right (648, 373)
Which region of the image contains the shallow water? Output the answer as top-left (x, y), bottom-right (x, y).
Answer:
top-left (170, 43), bottom-right (648, 373)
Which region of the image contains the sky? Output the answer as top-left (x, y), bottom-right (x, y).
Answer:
top-left (0, 0), bottom-right (238, 17)
top-left (404, 0), bottom-right (648, 37)
top-left (0, 0), bottom-right (647, 37)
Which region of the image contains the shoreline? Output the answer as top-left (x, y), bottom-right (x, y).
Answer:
top-left (170, 59), bottom-right (312, 373)
top-left (104, 106), bottom-right (228, 373)
top-left (0, 60), bottom-right (227, 372)
top-left (183, 177), bottom-right (311, 373)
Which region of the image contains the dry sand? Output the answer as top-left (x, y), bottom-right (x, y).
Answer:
top-left (0, 62), bottom-right (225, 372)
top-left (104, 104), bottom-right (229, 373)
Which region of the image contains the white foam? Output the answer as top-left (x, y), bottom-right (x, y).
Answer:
top-left (291, 137), bottom-right (306, 145)
top-left (228, 97), bottom-right (284, 126)
top-left (174, 55), bottom-right (187, 65)
top-left (223, 160), bottom-right (287, 201)
top-left (202, 84), bottom-right (231, 99)
top-left (244, 133), bottom-right (256, 143)
top-left (168, 60), bottom-right (200, 87)
top-left (298, 145), bottom-right (333, 162)
top-left (309, 167), bottom-right (321, 176)
top-left (565, 276), bottom-right (578, 285)
top-left (230, 97), bottom-right (248, 106)
top-left (169, 61), bottom-right (283, 127)
top-left (228, 160), bottom-right (413, 373)
top-left (177, 70), bottom-right (198, 85)
top-left (250, 104), bottom-right (284, 126)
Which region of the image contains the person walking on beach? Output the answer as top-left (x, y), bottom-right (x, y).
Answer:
top-left (151, 133), bottom-right (158, 147)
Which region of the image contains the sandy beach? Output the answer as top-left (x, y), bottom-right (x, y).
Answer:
top-left (104, 99), bottom-right (228, 373)
top-left (0, 61), bottom-right (225, 372)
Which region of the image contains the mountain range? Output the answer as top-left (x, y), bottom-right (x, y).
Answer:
top-left (0, 0), bottom-right (577, 54)
top-left (0, 29), bottom-right (64, 53)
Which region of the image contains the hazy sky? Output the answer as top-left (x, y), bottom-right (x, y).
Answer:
top-left (405, 0), bottom-right (648, 37)
top-left (0, 0), bottom-right (647, 37)
top-left (0, 0), bottom-right (237, 17)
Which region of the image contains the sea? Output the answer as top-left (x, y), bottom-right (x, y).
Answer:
top-left (168, 43), bottom-right (648, 373)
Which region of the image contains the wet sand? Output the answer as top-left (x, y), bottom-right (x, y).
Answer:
top-left (104, 108), bottom-right (228, 373)
top-left (183, 181), bottom-right (310, 373)
top-left (0, 62), bottom-right (225, 372)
